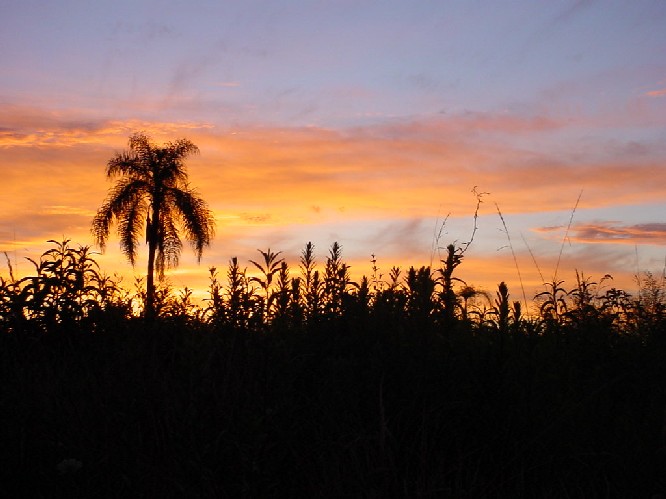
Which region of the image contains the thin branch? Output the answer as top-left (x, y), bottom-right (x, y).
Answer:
top-left (495, 203), bottom-right (529, 317)
top-left (459, 186), bottom-right (488, 256)
top-left (554, 189), bottom-right (583, 282)
top-left (521, 232), bottom-right (545, 284)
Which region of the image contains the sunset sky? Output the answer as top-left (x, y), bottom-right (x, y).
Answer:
top-left (2, 0), bottom-right (666, 307)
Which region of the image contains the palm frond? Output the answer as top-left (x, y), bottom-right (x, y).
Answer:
top-left (128, 132), bottom-right (156, 168)
top-left (156, 211), bottom-right (183, 276)
top-left (91, 178), bottom-right (149, 251)
top-left (167, 187), bottom-right (215, 260)
top-left (155, 140), bottom-right (199, 189)
top-left (167, 138), bottom-right (199, 169)
top-left (106, 152), bottom-right (142, 179)
top-left (117, 199), bottom-right (147, 266)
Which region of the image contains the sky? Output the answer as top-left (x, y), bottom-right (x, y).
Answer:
top-left (2, 0), bottom-right (666, 309)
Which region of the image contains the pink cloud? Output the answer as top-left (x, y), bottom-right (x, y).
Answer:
top-left (213, 81), bottom-right (241, 88)
top-left (645, 88), bottom-right (666, 97)
top-left (570, 222), bottom-right (666, 245)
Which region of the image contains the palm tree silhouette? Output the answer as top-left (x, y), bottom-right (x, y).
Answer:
top-left (92, 133), bottom-right (215, 319)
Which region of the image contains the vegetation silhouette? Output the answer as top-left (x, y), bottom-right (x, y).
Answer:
top-left (91, 132), bottom-right (215, 319)
top-left (2, 237), bottom-right (666, 497)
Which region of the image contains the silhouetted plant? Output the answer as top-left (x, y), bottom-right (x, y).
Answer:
top-left (351, 275), bottom-right (372, 317)
top-left (373, 266), bottom-right (407, 322)
top-left (308, 271), bottom-right (324, 322)
top-left (92, 132), bottom-right (215, 319)
top-left (299, 242), bottom-right (322, 322)
top-left (15, 239), bottom-right (106, 328)
top-left (436, 244), bottom-right (464, 325)
top-left (224, 257), bottom-right (258, 330)
top-left (536, 278), bottom-right (569, 327)
top-left (0, 255), bottom-right (25, 331)
top-left (271, 261), bottom-right (292, 324)
top-left (564, 271), bottom-right (613, 333)
top-left (370, 253), bottom-right (384, 293)
top-left (600, 287), bottom-right (633, 332)
top-left (636, 270), bottom-right (666, 317)
top-left (458, 284), bottom-right (481, 322)
top-left (131, 276), bottom-right (148, 316)
top-left (511, 300), bottom-right (523, 334)
top-left (288, 275), bottom-right (305, 329)
top-left (202, 266), bottom-right (224, 324)
top-left (464, 287), bottom-right (496, 327)
top-left (249, 248), bottom-right (284, 320)
top-left (134, 277), bottom-right (173, 318)
top-left (323, 242), bottom-right (356, 316)
top-left (387, 266), bottom-right (401, 290)
top-left (161, 286), bottom-right (199, 321)
top-left (493, 281), bottom-right (511, 335)
top-left (91, 271), bottom-right (128, 313)
top-left (405, 266), bottom-right (436, 323)
top-left (632, 270), bottom-right (666, 341)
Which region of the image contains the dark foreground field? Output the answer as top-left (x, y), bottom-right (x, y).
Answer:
top-left (2, 316), bottom-right (666, 498)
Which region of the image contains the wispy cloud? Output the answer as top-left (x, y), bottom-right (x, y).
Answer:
top-left (571, 222), bottom-right (666, 245)
top-left (0, 104), bottom-right (215, 148)
top-left (550, 0), bottom-right (596, 27)
top-left (214, 81), bottom-right (241, 88)
top-left (534, 221), bottom-right (666, 245)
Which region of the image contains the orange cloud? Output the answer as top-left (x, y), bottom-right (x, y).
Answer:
top-left (3, 103), bottom-right (664, 224)
top-left (0, 104), bottom-right (214, 148)
top-left (2, 104), bottom-right (664, 302)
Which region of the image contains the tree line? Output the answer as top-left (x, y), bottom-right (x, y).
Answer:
top-left (2, 235), bottom-right (665, 344)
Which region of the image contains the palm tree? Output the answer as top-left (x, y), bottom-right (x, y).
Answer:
top-left (91, 132), bottom-right (215, 319)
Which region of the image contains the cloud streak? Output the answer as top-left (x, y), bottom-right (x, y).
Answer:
top-left (646, 88), bottom-right (666, 97)
top-left (556, 222), bottom-right (666, 245)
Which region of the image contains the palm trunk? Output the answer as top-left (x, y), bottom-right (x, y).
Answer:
top-left (146, 238), bottom-right (156, 320)
top-left (145, 209), bottom-right (159, 320)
